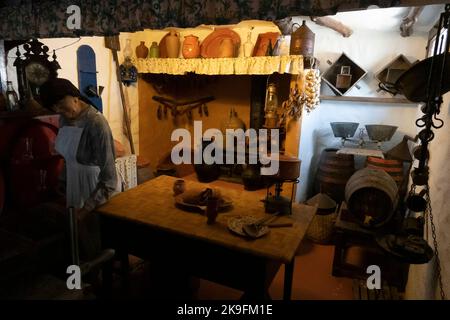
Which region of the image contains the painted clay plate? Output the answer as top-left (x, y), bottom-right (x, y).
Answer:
top-left (200, 28), bottom-right (241, 58)
top-left (227, 216), bottom-right (270, 238)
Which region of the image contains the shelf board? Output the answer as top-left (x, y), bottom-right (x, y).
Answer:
top-left (320, 95), bottom-right (416, 104)
top-left (136, 55), bottom-right (303, 75)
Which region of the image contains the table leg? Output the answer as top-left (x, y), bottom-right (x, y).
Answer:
top-left (283, 259), bottom-right (294, 300)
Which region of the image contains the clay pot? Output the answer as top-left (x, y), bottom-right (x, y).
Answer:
top-left (218, 38), bottom-right (235, 58)
top-left (182, 35), bottom-right (200, 59)
top-left (221, 107), bottom-right (245, 134)
top-left (173, 179), bottom-right (186, 196)
top-left (166, 30), bottom-right (180, 58)
top-left (135, 41), bottom-right (149, 58)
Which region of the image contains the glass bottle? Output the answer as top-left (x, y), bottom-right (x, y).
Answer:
top-left (123, 39), bottom-right (133, 60)
top-left (243, 30), bottom-right (254, 57)
top-left (5, 81), bottom-right (20, 111)
top-left (22, 137), bottom-right (34, 161)
top-left (278, 35), bottom-right (290, 56)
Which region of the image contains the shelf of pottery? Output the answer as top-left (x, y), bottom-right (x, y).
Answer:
top-left (126, 21), bottom-right (307, 75)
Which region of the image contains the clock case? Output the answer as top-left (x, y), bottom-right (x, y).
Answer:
top-left (13, 39), bottom-right (60, 107)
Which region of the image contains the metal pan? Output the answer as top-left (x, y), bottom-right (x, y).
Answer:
top-left (380, 52), bottom-right (450, 103)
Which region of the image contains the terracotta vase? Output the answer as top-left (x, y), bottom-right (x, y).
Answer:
top-left (182, 35), bottom-right (200, 59)
top-left (218, 38), bottom-right (235, 58)
top-left (135, 41), bottom-right (149, 58)
top-left (166, 30), bottom-right (180, 58)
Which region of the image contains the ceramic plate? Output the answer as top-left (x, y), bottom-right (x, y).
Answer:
top-left (175, 194), bottom-right (233, 214)
top-left (200, 28), bottom-right (241, 58)
top-left (227, 216), bottom-right (270, 238)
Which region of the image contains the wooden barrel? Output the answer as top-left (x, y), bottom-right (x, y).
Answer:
top-left (315, 148), bottom-right (355, 203)
top-left (345, 168), bottom-right (398, 228)
top-left (366, 156), bottom-right (404, 188)
top-left (9, 120), bottom-right (64, 209)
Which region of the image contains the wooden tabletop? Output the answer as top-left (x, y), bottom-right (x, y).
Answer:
top-left (96, 175), bottom-right (316, 263)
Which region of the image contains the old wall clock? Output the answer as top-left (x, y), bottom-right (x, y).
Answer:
top-left (13, 38), bottom-right (60, 104)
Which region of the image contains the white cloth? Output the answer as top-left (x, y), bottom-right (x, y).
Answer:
top-left (55, 126), bottom-right (100, 209)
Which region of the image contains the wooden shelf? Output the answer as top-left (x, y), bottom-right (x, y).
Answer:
top-left (320, 95), bottom-right (417, 104)
top-left (136, 55), bottom-right (303, 75)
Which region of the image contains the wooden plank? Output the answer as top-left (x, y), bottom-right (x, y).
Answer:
top-left (367, 286), bottom-right (377, 300)
top-left (383, 283), bottom-right (392, 300)
top-left (320, 95), bottom-right (416, 104)
top-left (352, 279), bottom-right (361, 300)
top-left (391, 286), bottom-right (400, 300)
top-left (360, 280), bottom-right (368, 300)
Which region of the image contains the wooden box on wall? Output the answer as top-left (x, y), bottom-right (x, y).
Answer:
top-left (322, 53), bottom-right (367, 96)
top-left (374, 54), bottom-right (413, 85)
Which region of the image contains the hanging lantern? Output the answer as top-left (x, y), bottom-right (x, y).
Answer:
top-left (264, 83), bottom-right (279, 128)
top-left (290, 20), bottom-right (315, 57)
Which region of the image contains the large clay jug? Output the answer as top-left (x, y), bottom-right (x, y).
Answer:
top-left (135, 41), bottom-right (149, 58)
top-left (218, 38), bottom-right (234, 58)
top-left (182, 35), bottom-right (200, 59)
top-left (166, 30), bottom-right (180, 58)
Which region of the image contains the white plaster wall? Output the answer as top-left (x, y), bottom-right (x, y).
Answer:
top-left (292, 14), bottom-right (428, 202)
top-left (405, 94), bottom-right (450, 299)
top-left (293, 9), bottom-right (450, 299)
top-left (6, 36), bottom-right (139, 155)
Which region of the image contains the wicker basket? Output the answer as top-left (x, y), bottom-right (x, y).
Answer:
top-left (115, 155), bottom-right (137, 191)
top-left (306, 205), bottom-right (338, 244)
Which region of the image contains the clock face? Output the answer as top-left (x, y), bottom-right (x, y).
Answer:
top-left (25, 62), bottom-right (51, 86)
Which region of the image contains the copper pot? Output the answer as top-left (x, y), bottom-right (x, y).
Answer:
top-left (277, 154), bottom-right (301, 180)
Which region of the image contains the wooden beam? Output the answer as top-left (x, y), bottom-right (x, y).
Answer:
top-left (311, 16), bottom-right (353, 37)
top-left (320, 95), bottom-right (416, 104)
top-left (400, 7), bottom-right (424, 37)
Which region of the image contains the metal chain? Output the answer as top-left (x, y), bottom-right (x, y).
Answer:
top-left (424, 185), bottom-right (446, 300)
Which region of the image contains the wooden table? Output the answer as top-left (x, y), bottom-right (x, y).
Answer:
top-left (96, 175), bottom-right (316, 299)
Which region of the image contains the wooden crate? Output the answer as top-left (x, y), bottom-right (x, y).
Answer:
top-left (375, 54), bottom-right (413, 85)
top-left (353, 279), bottom-right (402, 300)
top-left (322, 53), bottom-right (367, 96)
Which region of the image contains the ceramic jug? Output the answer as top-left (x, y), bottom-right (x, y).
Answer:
top-left (218, 38), bottom-right (234, 58)
top-left (135, 41), bottom-right (149, 59)
top-left (149, 41), bottom-right (159, 58)
top-left (166, 30), bottom-right (180, 58)
top-left (182, 35), bottom-right (200, 59)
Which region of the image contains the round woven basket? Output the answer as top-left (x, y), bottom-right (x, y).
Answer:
top-left (306, 208), bottom-right (338, 244)
top-left (305, 192), bottom-right (338, 244)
